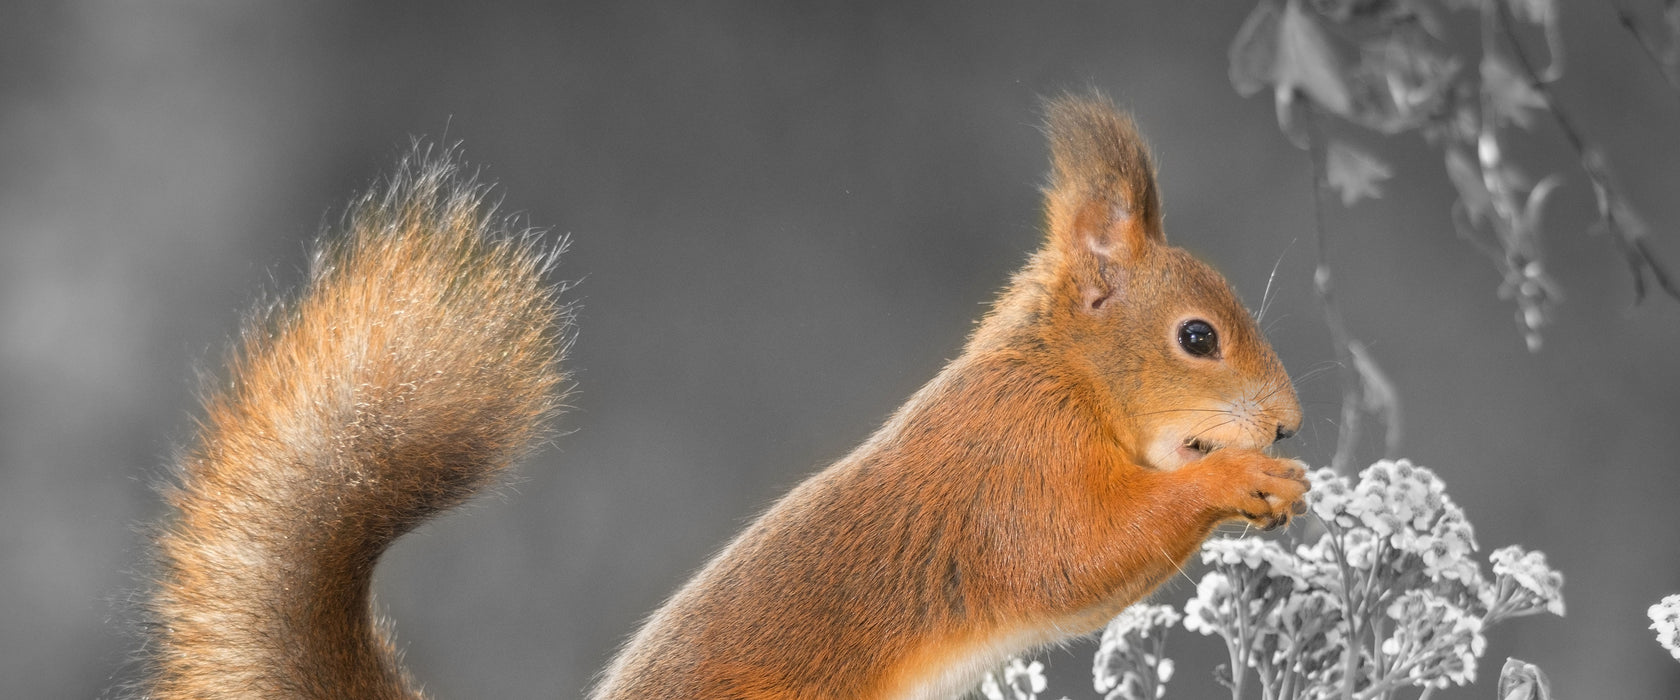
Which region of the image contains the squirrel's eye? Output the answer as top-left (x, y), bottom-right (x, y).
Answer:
top-left (1177, 319), bottom-right (1219, 358)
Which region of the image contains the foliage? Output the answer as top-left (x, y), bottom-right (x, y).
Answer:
top-left (1230, 0), bottom-right (1680, 352)
top-left (1225, 0), bottom-right (1680, 473)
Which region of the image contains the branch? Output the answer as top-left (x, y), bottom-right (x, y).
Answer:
top-left (1306, 121), bottom-right (1362, 476)
top-left (1305, 113), bottom-right (1402, 472)
top-left (1605, 0), bottom-right (1680, 98)
top-left (1498, 0), bottom-right (1680, 304)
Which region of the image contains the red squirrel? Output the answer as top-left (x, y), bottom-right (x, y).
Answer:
top-left (142, 94), bottom-right (1307, 700)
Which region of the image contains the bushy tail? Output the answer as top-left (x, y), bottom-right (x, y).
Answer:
top-left (143, 151), bottom-right (571, 699)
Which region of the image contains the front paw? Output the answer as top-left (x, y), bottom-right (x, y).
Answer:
top-left (1195, 451), bottom-right (1310, 531)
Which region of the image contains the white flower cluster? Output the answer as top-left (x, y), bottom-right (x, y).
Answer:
top-left (1380, 591), bottom-right (1486, 688)
top-left (1487, 545), bottom-right (1566, 620)
top-left (1182, 537), bottom-right (1345, 699)
top-left (1094, 604), bottom-right (1181, 700)
top-left (981, 657), bottom-right (1051, 700)
top-left (1650, 594), bottom-right (1680, 661)
top-left (1169, 459), bottom-right (1564, 700)
top-left (1305, 459), bottom-right (1479, 584)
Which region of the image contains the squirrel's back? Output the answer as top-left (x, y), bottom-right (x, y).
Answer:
top-left (142, 152), bottom-right (571, 699)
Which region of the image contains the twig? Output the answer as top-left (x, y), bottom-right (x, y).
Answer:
top-left (1305, 118), bottom-right (1362, 476)
top-left (1605, 0), bottom-right (1680, 98)
top-left (1497, 0), bottom-right (1680, 303)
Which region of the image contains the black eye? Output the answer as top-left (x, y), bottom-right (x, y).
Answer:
top-left (1177, 319), bottom-right (1219, 358)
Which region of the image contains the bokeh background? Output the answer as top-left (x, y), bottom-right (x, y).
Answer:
top-left (3, 2), bottom-right (1678, 698)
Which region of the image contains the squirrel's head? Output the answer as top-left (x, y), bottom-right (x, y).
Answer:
top-left (1011, 93), bottom-right (1301, 471)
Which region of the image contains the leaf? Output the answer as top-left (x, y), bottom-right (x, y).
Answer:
top-left (1230, 0), bottom-right (1283, 98)
top-left (1506, 0), bottom-right (1565, 81)
top-left (1498, 658), bottom-right (1553, 700)
top-left (1349, 340), bottom-right (1402, 457)
top-left (1229, 0), bottom-right (1353, 145)
top-left (1439, 1), bottom-right (1562, 79)
top-left (1325, 139), bottom-right (1392, 206)
top-left (1481, 52), bottom-right (1547, 129)
top-left (1276, 0), bottom-right (1353, 116)
top-left (1347, 33), bottom-right (1462, 133)
top-left (1583, 148), bottom-right (1649, 242)
top-left (1579, 148), bottom-right (1677, 303)
top-left (1444, 147), bottom-right (1492, 226)
top-left (1506, 0), bottom-right (1556, 26)
top-left (1520, 174), bottom-right (1562, 238)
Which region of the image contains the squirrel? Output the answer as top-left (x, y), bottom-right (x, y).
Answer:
top-left (140, 93), bottom-right (1307, 700)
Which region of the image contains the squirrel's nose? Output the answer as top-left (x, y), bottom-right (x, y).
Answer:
top-left (1273, 424), bottom-right (1297, 444)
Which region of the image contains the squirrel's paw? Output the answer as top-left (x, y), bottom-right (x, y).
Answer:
top-left (1196, 451), bottom-right (1310, 531)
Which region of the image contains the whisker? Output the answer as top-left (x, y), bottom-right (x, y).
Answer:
top-left (1255, 240), bottom-right (1295, 324)
top-left (1288, 364), bottom-right (1342, 387)
top-left (1254, 377), bottom-right (1295, 403)
top-left (1185, 411), bottom-right (1233, 432)
top-left (1157, 544), bottom-right (1198, 588)
top-left (1189, 418), bottom-right (1236, 441)
top-left (1132, 407), bottom-right (1231, 417)
top-left (1297, 399), bottom-right (1346, 408)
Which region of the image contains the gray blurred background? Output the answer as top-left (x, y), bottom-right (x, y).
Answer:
top-left (3, 2), bottom-right (1678, 698)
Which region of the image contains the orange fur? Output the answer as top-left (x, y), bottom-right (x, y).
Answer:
top-left (143, 152), bottom-right (571, 699)
top-left (591, 94), bottom-right (1306, 699)
top-left (142, 93), bottom-right (1305, 700)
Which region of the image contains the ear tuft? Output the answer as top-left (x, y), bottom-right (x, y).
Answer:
top-left (1041, 92), bottom-right (1164, 264)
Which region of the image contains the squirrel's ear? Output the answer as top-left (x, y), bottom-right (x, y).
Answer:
top-left (1040, 93), bottom-right (1164, 309)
